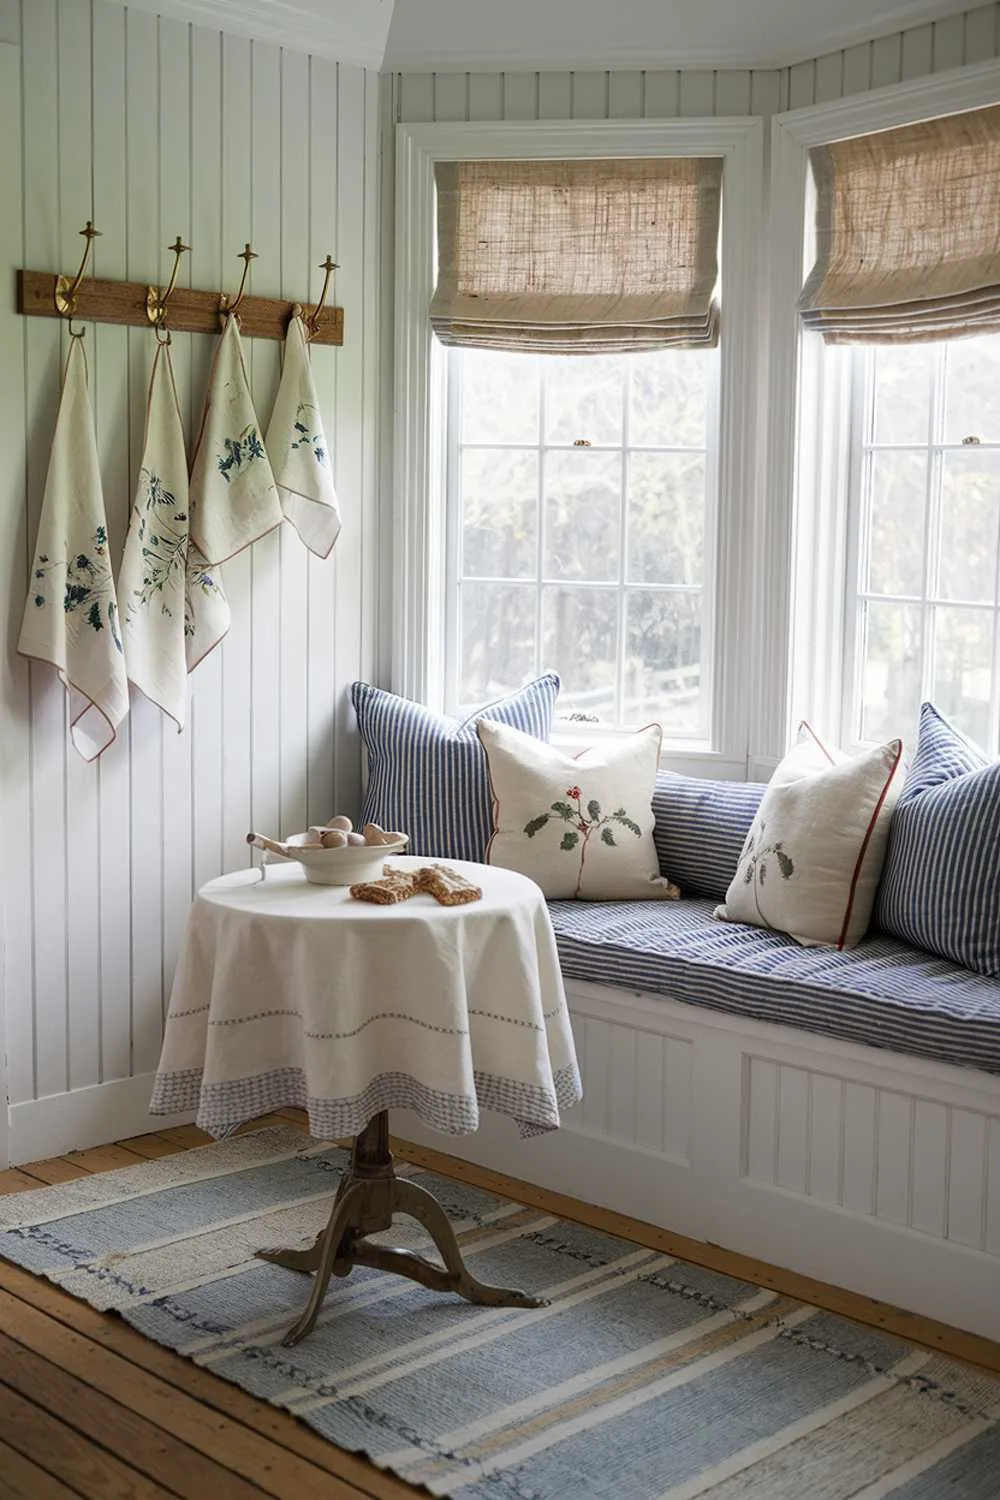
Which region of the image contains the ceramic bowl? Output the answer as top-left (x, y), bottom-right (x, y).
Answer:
top-left (280, 833), bottom-right (410, 886)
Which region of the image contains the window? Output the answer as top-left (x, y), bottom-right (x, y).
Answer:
top-left (845, 334), bottom-right (1000, 753)
top-left (444, 344), bottom-right (717, 737)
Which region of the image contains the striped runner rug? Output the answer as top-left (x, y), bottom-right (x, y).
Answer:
top-left (1, 1126), bottom-right (998, 1499)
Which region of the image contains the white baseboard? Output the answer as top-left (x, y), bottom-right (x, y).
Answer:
top-left (7, 1073), bottom-right (193, 1166)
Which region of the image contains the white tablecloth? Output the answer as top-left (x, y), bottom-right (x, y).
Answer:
top-left (150, 857), bottom-right (581, 1139)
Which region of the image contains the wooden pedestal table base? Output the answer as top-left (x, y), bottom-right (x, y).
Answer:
top-left (256, 1110), bottom-right (547, 1346)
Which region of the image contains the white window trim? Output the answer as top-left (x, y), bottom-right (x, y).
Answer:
top-left (393, 116), bottom-right (764, 779)
top-left (768, 58), bottom-right (1000, 755)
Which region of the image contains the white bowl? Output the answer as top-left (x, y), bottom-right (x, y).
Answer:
top-left (280, 836), bottom-right (409, 886)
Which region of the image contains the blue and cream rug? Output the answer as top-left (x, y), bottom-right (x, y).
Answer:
top-left (1, 1126), bottom-right (999, 1499)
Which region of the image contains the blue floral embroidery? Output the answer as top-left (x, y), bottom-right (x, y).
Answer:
top-left (125, 469), bottom-right (188, 621)
top-left (217, 424), bottom-right (266, 483)
top-left (31, 527), bottom-right (122, 652)
top-left (289, 402), bottom-right (327, 466)
top-left (184, 558), bottom-right (225, 639)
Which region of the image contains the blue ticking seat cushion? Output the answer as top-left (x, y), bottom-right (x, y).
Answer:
top-left (651, 771), bottom-right (765, 901)
top-left (352, 674), bottom-right (560, 863)
top-left (876, 702), bottom-right (1000, 977)
top-left (547, 896), bottom-right (1000, 1076)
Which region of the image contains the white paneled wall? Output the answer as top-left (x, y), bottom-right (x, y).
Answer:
top-left (394, 4), bottom-right (1000, 122)
top-left (0, 0), bottom-right (381, 1160)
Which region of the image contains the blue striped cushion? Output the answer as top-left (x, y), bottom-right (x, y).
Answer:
top-left (876, 702), bottom-right (1000, 977)
top-left (548, 896), bottom-right (1000, 1076)
top-left (652, 772), bottom-right (766, 900)
top-left (352, 675), bottom-right (560, 862)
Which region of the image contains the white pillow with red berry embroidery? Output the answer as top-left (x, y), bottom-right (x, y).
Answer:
top-left (477, 719), bottom-right (679, 901)
top-left (715, 724), bottom-right (903, 948)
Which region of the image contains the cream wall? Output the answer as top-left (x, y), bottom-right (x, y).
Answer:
top-left (0, 0), bottom-right (381, 1161)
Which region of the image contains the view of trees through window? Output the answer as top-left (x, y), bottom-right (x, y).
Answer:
top-left (447, 347), bottom-right (716, 736)
top-left (849, 335), bottom-right (1000, 754)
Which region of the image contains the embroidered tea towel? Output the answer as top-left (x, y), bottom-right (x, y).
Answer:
top-left (18, 338), bottom-right (128, 761)
top-left (188, 315), bottom-right (282, 566)
top-left (184, 543), bottom-right (230, 675)
top-left (118, 343), bottom-right (192, 729)
top-left (266, 313), bottom-right (340, 557)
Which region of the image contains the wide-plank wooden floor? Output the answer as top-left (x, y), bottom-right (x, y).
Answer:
top-left (1, 1111), bottom-right (998, 1499)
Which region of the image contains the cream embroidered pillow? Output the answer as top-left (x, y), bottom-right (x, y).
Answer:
top-left (477, 719), bottom-right (679, 901)
top-left (715, 725), bottom-right (903, 948)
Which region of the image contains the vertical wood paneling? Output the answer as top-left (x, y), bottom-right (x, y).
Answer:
top-left (189, 22), bottom-right (225, 892)
top-left (965, 3), bottom-right (1000, 60)
top-left (932, 13), bottom-right (967, 71)
top-left (813, 51), bottom-right (844, 104)
top-left (504, 70), bottom-right (538, 121)
top-left (571, 69), bottom-right (609, 119)
top-left (986, 1117), bottom-right (1000, 1254)
top-left (92, 0), bottom-right (131, 1086)
top-left (607, 1025), bottom-right (636, 1141)
top-left (875, 1090), bottom-right (911, 1226)
top-left (608, 70), bottom-right (643, 119)
top-left (808, 1073), bottom-right (843, 1206)
top-left (306, 53), bottom-right (339, 825)
top-left (901, 23), bottom-right (934, 79)
top-left (642, 70), bottom-right (679, 118)
top-left (775, 1065), bottom-right (809, 1193)
top-left (157, 14), bottom-right (194, 1030)
top-left (663, 1037), bottom-right (691, 1162)
top-left (678, 69), bottom-right (714, 116)
top-left (580, 1017), bottom-right (610, 1135)
top-left (0, 35), bottom-right (31, 1111)
top-left (397, 72), bottom-right (434, 122)
top-left (787, 59), bottom-right (815, 109)
top-left (4, 6), bottom-right (380, 1120)
top-left (537, 71), bottom-right (571, 120)
top-left (218, 33), bottom-right (254, 876)
top-left (842, 1082), bottom-right (876, 1215)
top-left (870, 32), bottom-right (903, 87)
top-left (745, 1058), bottom-right (778, 1183)
top-left (58, 0), bottom-right (101, 1093)
top-left (911, 1100), bottom-right (949, 1239)
top-left (278, 46), bottom-right (311, 839)
top-left (714, 69), bottom-right (751, 116)
top-left (634, 1033), bottom-right (665, 1151)
top-left (468, 72), bottom-right (503, 121)
top-left (23, 0), bottom-right (68, 1103)
top-left (124, 4), bottom-right (164, 1078)
top-left (333, 64), bottom-right (367, 818)
top-left (432, 71), bottom-right (467, 122)
top-left (842, 43), bottom-right (872, 95)
top-left (949, 1108), bottom-right (988, 1248)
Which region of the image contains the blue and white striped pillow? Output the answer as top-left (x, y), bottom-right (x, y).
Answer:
top-left (352, 675), bottom-right (560, 863)
top-left (651, 772), bottom-right (766, 901)
top-left (877, 702), bottom-right (1000, 976)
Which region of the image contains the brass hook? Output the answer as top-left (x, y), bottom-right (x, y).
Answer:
top-left (219, 242), bottom-right (257, 323)
top-left (54, 221), bottom-right (101, 320)
top-left (146, 235), bottom-right (191, 329)
top-left (304, 254), bottom-right (338, 340)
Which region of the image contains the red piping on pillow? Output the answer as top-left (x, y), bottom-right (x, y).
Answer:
top-left (836, 742), bottom-right (902, 950)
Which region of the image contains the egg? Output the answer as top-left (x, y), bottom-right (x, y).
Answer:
top-left (328, 815), bottom-right (353, 832)
top-left (346, 831), bottom-right (367, 846)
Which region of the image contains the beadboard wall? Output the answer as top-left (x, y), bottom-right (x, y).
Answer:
top-left (393, 4), bottom-right (1000, 121)
top-left (0, 0), bottom-right (381, 1162)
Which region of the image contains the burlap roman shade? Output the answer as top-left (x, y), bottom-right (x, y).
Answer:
top-left (430, 157), bottom-right (723, 353)
top-left (799, 104), bottom-right (1000, 344)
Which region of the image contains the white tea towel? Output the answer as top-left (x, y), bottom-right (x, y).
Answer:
top-left (184, 542), bottom-right (230, 674)
top-left (118, 343), bottom-right (191, 729)
top-left (266, 313), bottom-right (340, 557)
top-left (188, 315), bottom-right (282, 566)
top-left (18, 338), bottom-right (128, 761)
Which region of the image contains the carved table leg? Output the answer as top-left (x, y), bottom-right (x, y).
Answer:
top-left (256, 1110), bottom-right (546, 1347)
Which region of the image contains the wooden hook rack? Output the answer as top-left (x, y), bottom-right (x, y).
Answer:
top-left (17, 234), bottom-right (344, 346)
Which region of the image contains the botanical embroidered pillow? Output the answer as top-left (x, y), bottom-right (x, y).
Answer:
top-left (715, 726), bottom-right (903, 949)
top-left (478, 720), bottom-right (679, 902)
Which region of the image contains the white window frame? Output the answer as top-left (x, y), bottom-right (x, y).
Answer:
top-left (393, 117), bottom-right (763, 779)
top-left (769, 59), bottom-right (1000, 754)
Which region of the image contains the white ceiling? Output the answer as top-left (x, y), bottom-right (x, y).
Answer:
top-left (123, 0), bottom-right (969, 73)
top-left (382, 0), bottom-right (969, 72)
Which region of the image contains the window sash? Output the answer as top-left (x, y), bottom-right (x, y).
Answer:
top-left (442, 347), bottom-right (720, 740)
